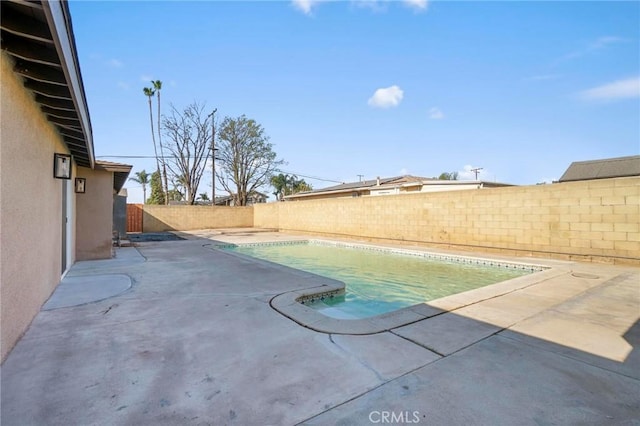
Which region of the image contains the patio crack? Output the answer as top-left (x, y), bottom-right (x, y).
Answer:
top-left (327, 334), bottom-right (385, 382)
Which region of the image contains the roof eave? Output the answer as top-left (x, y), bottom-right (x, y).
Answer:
top-left (94, 160), bottom-right (132, 193)
top-left (41, 0), bottom-right (94, 168)
top-left (285, 187), bottom-right (368, 200)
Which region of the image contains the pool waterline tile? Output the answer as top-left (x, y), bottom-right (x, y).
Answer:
top-left (242, 239), bottom-right (558, 335)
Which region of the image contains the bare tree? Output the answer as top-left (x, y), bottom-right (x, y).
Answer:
top-left (216, 115), bottom-right (284, 206)
top-left (161, 102), bottom-right (213, 205)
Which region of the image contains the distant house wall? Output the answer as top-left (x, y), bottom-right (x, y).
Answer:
top-left (0, 52), bottom-right (77, 362)
top-left (368, 183), bottom-right (482, 196)
top-left (417, 182), bottom-right (482, 193)
top-left (142, 206), bottom-right (254, 232)
top-left (254, 177), bottom-right (640, 264)
top-left (76, 167), bottom-right (114, 260)
top-left (287, 191), bottom-right (370, 202)
top-left (288, 182), bottom-right (494, 201)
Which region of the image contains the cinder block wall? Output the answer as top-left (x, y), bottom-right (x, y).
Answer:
top-left (143, 206), bottom-right (253, 232)
top-left (254, 177), bottom-right (639, 264)
top-left (253, 202), bottom-right (280, 228)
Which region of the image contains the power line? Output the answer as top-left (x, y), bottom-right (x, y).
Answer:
top-left (96, 155), bottom-right (344, 184)
top-left (274, 169), bottom-right (343, 184)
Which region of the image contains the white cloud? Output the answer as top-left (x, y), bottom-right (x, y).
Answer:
top-left (590, 36), bottom-right (625, 50)
top-left (294, 0), bottom-right (429, 15)
top-left (403, 0), bottom-right (428, 12)
top-left (117, 81), bottom-right (129, 90)
top-left (368, 85), bottom-right (404, 108)
top-left (579, 76), bottom-right (640, 102)
top-left (353, 0), bottom-right (389, 13)
top-left (140, 74), bottom-right (154, 83)
top-left (399, 168), bottom-right (409, 175)
top-left (292, 0), bottom-right (321, 15)
top-left (108, 58), bottom-right (123, 68)
top-left (428, 107), bottom-right (444, 120)
top-left (525, 74), bottom-right (560, 82)
top-left (560, 36), bottom-right (626, 62)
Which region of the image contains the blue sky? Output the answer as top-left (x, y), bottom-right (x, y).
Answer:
top-left (69, 0), bottom-right (640, 203)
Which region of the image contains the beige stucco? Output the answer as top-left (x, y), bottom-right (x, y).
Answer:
top-left (255, 177), bottom-right (640, 265)
top-left (75, 167), bottom-right (114, 260)
top-left (0, 52), bottom-right (76, 361)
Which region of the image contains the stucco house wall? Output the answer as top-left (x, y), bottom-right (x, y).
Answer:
top-left (1, 1), bottom-right (132, 363)
top-left (75, 167), bottom-right (114, 260)
top-left (0, 52), bottom-right (77, 361)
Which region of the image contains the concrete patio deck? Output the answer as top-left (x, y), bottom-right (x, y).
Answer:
top-left (1, 229), bottom-right (638, 425)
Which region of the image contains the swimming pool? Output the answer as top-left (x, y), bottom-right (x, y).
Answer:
top-left (224, 241), bottom-right (543, 319)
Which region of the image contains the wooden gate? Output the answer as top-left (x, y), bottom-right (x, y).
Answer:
top-left (126, 204), bottom-right (143, 233)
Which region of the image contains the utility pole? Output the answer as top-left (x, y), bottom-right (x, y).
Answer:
top-left (471, 167), bottom-right (483, 180)
top-left (209, 108), bottom-right (217, 206)
top-left (357, 174), bottom-right (364, 182)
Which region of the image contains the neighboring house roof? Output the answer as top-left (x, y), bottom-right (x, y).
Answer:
top-left (214, 191), bottom-right (267, 205)
top-left (1, 0), bottom-right (94, 167)
top-left (317, 175), bottom-right (429, 193)
top-left (287, 175), bottom-right (429, 199)
top-left (285, 175), bottom-right (513, 200)
top-left (559, 155), bottom-right (640, 182)
top-left (214, 195), bottom-right (233, 205)
top-left (95, 160), bottom-right (133, 193)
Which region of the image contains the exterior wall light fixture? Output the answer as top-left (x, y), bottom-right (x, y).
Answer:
top-left (75, 178), bottom-right (86, 193)
top-left (53, 153), bottom-right (72, 179)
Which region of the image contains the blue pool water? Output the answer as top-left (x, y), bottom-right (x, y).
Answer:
top-left (226, 242), bottom-right (536, 319)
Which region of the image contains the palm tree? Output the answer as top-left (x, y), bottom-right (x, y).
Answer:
top-left (292, 177), bottom-right (312, 193)
top-left (270, 173), bottom-right (312, 200)
top-left (143, 86), bottom-right (163, 201)
top-left (170, 174), bottom-right (189, 202)
top-left (270, 173), bottom-right (289, 201)
top-left (152, 80), bottom-right (169, 204)
top-left (128, 170), bottom-right (150, 203)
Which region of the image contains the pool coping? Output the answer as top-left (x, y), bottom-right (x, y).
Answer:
top-left (214, 239), bottom-right (562, 335)
top-left (275, 268), bottom-right (569, 334)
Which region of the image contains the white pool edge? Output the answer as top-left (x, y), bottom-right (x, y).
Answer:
top-left (215, 239), bottom-right (562, 335)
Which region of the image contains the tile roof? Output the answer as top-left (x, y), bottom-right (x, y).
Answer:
top-left (559, 155), bottom-right (640, 182)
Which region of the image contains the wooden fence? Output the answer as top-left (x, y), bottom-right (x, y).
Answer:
top-left (126, 204), bottom-right (143, 233)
